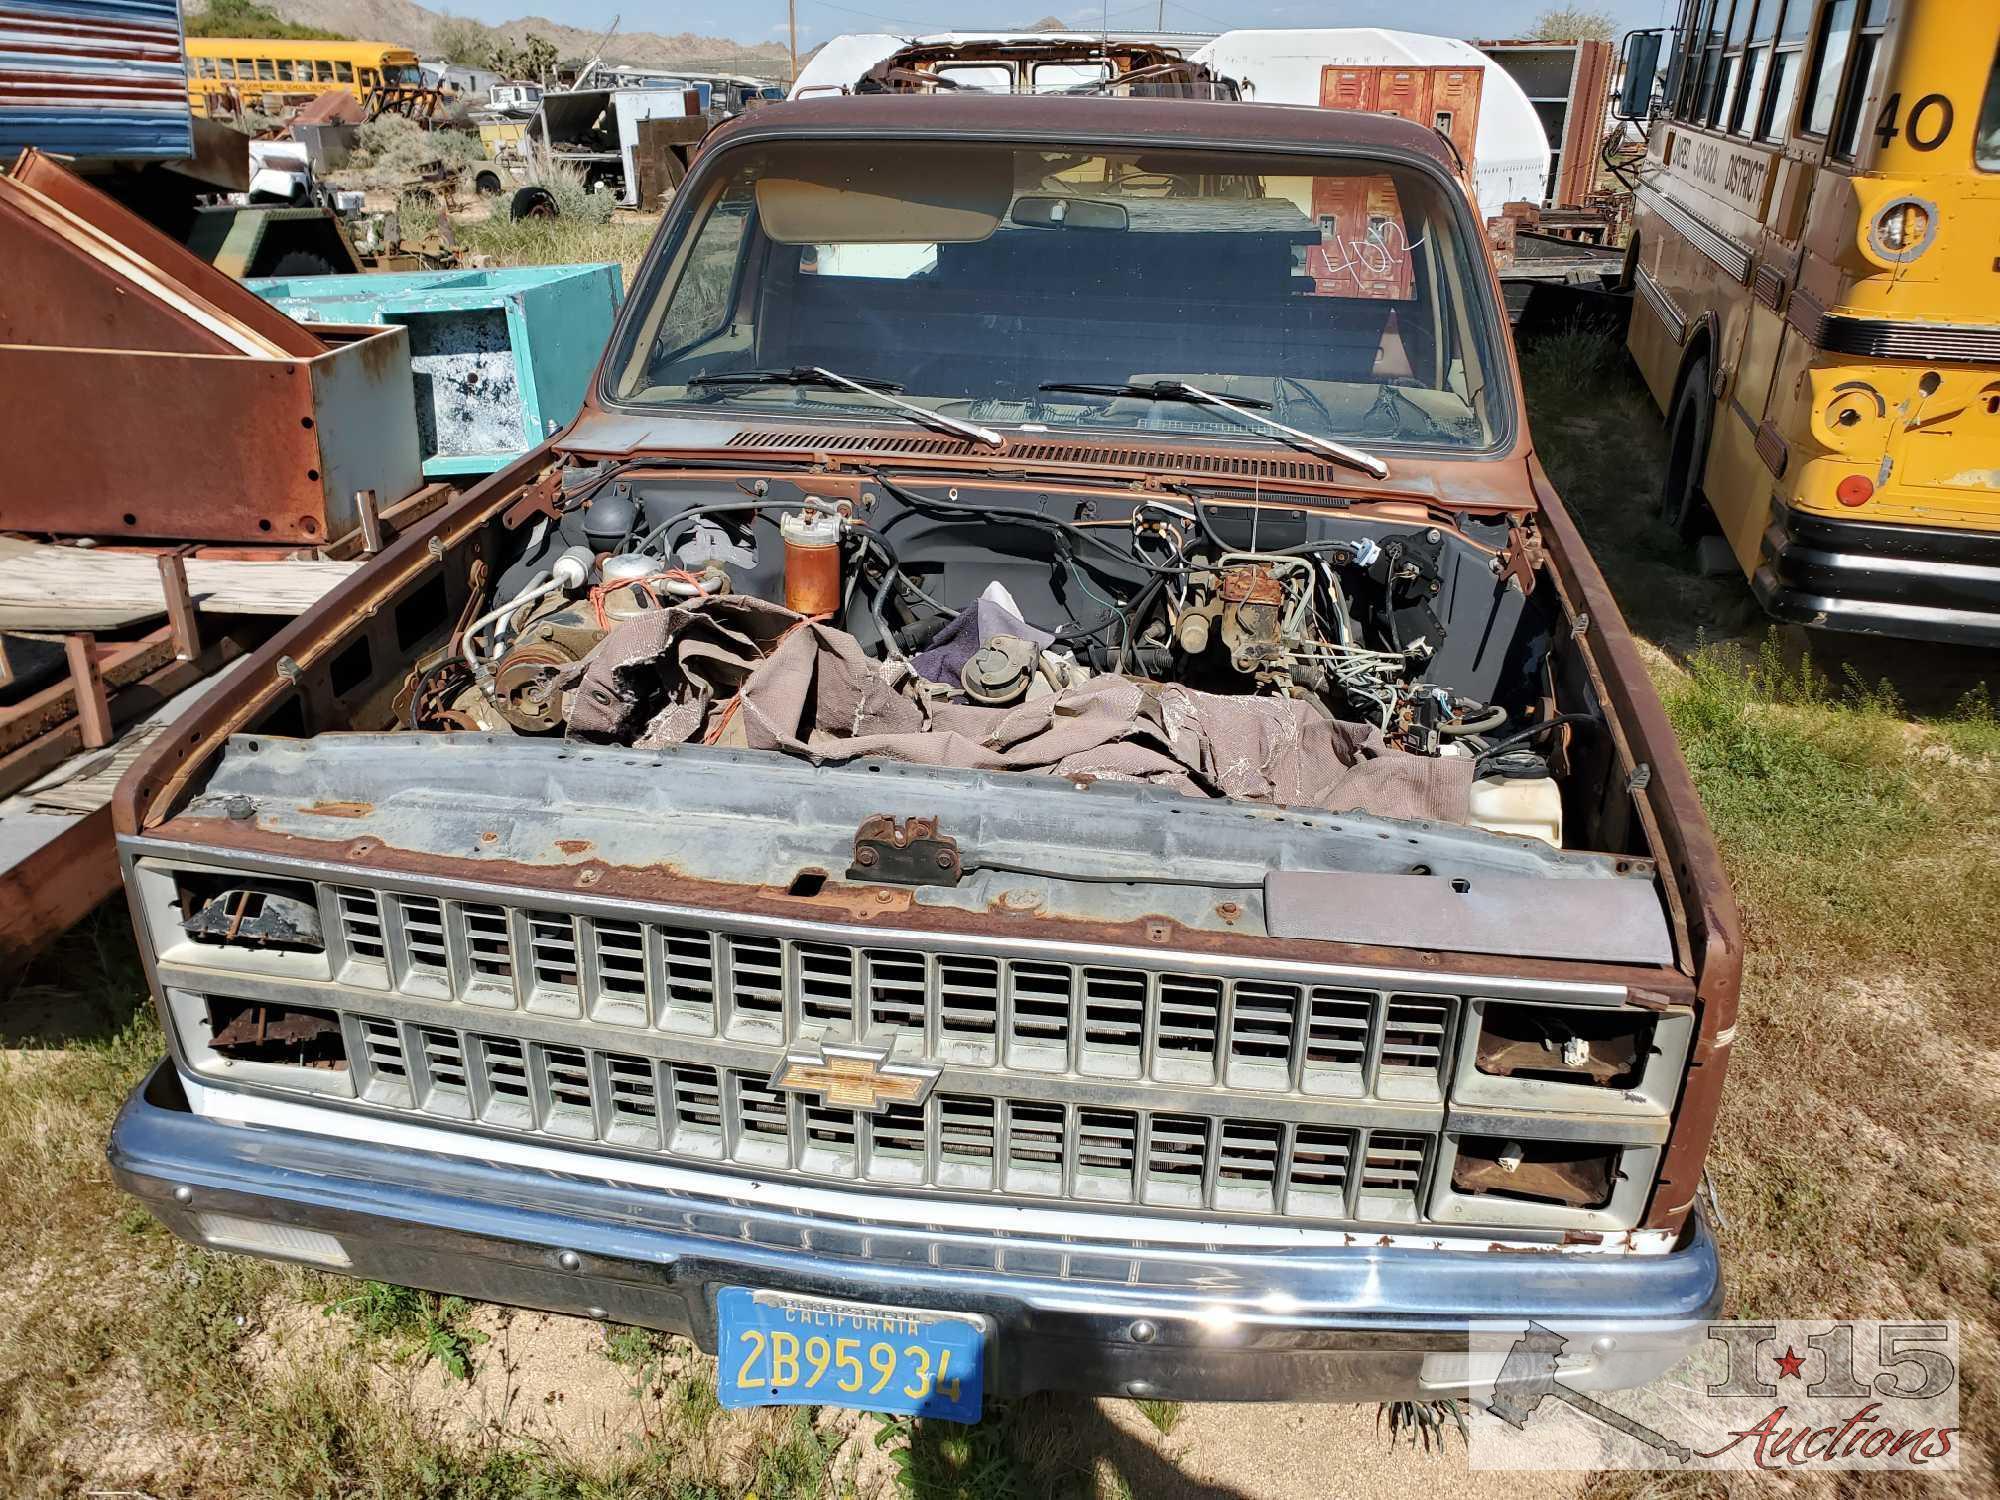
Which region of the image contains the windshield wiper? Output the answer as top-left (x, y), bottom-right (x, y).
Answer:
top-left (689, 366), bottom-right (903, 393)
top-left (689, 365), bottom-right (1003, 449)
top-left (1038, 377), bottom-right (1390, 479)
top-left (1040, 379), bottom-right (1273, 410)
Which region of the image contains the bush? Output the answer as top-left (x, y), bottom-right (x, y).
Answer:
top-left (346, 114), bottom-right (483, 190)
top-left (431, 14), bottom-right (497, 68)
top-left (185, 0), bottom-right (344, 40)
top-left (527, 153), bottom-right (616, 224)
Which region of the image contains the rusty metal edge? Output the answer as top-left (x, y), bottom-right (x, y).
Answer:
top-left (115, 444), bottom-right (555, 838)
top-left (1527, 453), bottom-right (1743, 1237)
top-left (9, 148), bottom-right (325, 360)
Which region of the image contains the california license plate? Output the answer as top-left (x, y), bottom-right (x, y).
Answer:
top-left (714, 1288), bottom-right (984, 1423)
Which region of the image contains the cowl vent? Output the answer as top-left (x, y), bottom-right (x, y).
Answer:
top-left (723, 428), bottom-right (1357, 483)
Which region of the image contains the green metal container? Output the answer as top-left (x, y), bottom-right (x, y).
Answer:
top-left (245, 263), bottom-right (624, 478)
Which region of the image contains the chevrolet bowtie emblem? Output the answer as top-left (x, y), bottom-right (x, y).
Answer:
top-left (768, 1041), bottom-right (941, 1115)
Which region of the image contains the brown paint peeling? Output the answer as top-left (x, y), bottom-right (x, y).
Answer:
top-left (298, 801), bottom-right (374, 819)
top-left (553, 838), bottom-right (594, 856)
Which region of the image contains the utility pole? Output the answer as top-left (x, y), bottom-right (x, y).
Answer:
top-left (1157, 1), bottom-right (1164, 26)
top-left (789, 0), bottom-right (798, 85)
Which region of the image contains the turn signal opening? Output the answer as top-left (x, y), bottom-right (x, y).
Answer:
top-left (1836, 474), bottom-right (1875, 507)
top-left (1873, 200), bottom-right (1932, 258)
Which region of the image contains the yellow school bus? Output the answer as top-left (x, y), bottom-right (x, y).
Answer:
top-left (184, 39), bottom-right (425, 117)
top-left (1618, 0), bottom-right (2000, 645)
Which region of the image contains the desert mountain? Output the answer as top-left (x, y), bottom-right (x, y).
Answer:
top-left (187, 0), bottom-right (795, 75)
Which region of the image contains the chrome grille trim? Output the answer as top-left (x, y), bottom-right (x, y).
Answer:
top-left (311, 886), bottom-right (1473, 1105)
top-left (338, 1009), bottom-right (1435, 1224)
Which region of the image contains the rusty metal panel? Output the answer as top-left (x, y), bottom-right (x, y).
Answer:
top-left (0, 324), bottom-right (421, 543)
top-left (1319, 66), bottom-right (1378, 112)
top-left (1428, 67), bottom-right (1483, 171)
top-left (0, 151), bottom-right (416, 543)
top-left (4, 148), bottom-right (324, 357)
top-left (0, 0), bottom-right (193, 163)
top-left (1554, 42), bottom-right (1612, 209)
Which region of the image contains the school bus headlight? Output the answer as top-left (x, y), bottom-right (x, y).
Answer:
top-left (1868, 198), bottom-right (1935, 263)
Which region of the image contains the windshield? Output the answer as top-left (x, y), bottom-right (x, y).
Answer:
top-left (606, 141), bottom-right (1507, 454)
top-left (383, 61), bottom-right (425, 86)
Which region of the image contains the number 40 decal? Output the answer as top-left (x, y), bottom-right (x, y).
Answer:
top-left (1875, 91), bottom-right (1955, 151)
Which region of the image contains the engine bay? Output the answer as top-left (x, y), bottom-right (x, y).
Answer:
top-left (399, 462), bottom-right (1581, 846)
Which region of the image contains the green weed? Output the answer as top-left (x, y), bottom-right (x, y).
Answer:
top-left (875, 1405), bottom-right (1066, 1500)
top-left (325, 1281), bottom-right (489, 1382)
top-left (750, 1407), bottom-right (838, 1498)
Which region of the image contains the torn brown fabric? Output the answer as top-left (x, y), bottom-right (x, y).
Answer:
top-left (556, 594), bottom-right (810, 748)
top-left (562, 595), bottom-right (1471, 823)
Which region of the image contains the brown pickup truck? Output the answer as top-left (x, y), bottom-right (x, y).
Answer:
top-left (109, 94), bottom-right (1739, 1421)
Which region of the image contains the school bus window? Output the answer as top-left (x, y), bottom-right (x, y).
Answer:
top-left (1709, 0), bottom-right (1751, 127)
top-left (1978, 41), bottom-right (2000, 171)
top-left (236, 58), bottom-right (253, 78)
top-left (1832, 0), bottom-right (1887, 158)
top-left (1802, 0), bottom-right (1859, 136)
top-left (1687, 0), bottom-right (1728, 122)
top-left (335, 61), bottom-right (354, 82)
top-left (1756, 0), bottom-right (1812, 140)
top-left (316, 61), bottom-right (335, 82)
top-left (361, 68), bottom-right (379, 87)
top-left (1674, 0), bottom-right (1704, 115)
top-left (1725, 0), bottom-right (1778, 136)
top-left (193, 57), bottom-right (212, 78)
top-left (256, 58), bottom-right (276, 81)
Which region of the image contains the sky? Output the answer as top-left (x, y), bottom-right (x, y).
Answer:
top-left (441, 1), bottom-right (1685, 57)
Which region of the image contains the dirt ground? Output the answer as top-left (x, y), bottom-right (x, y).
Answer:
top-left (3, 324), bottom-right (1993, 1500)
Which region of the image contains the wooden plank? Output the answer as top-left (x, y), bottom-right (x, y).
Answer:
top-left (355, 489), bottom-right (385, 556)
top-left (0, 629), bottom-right (254, 802)
top-left (64, 635), bottom-right (114, 749)
top-left (158, 551), bottom-right (203, 660)
top-left (0, 803), bottom-right (118, 982)
top-left (0, 540), bottom-right (360, 629)
top-left (318, 481), bottom-right (455, 562)
top-left (0, 629), bottom-right (174, 758)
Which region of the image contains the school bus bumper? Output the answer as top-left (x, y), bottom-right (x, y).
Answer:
top-left (1754, 504), bottom-right (2000, 647)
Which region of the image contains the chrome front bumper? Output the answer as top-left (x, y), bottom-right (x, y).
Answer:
top-left (111, 1062), bottom-right (1723, 1404)
top-left (1754, 504), bottom-right (2000, 647)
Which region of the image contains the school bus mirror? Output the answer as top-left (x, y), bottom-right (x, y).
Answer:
top-left (1616, 30), bottom-right (1667, 121)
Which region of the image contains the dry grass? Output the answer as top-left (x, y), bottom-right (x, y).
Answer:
top-left (1526, 333), bottom-right (2000, 1500)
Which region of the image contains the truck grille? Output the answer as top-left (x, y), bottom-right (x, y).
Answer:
top-left (147, 867), bottom-right (1683, 1233)
top-left (330, 887), bottom-right (1456, 1103)
top-left (342, 1009), bottom-right (1434, 1222)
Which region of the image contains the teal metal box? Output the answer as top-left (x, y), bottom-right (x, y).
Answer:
top-left (244, 264), bottom-right (624, 478)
